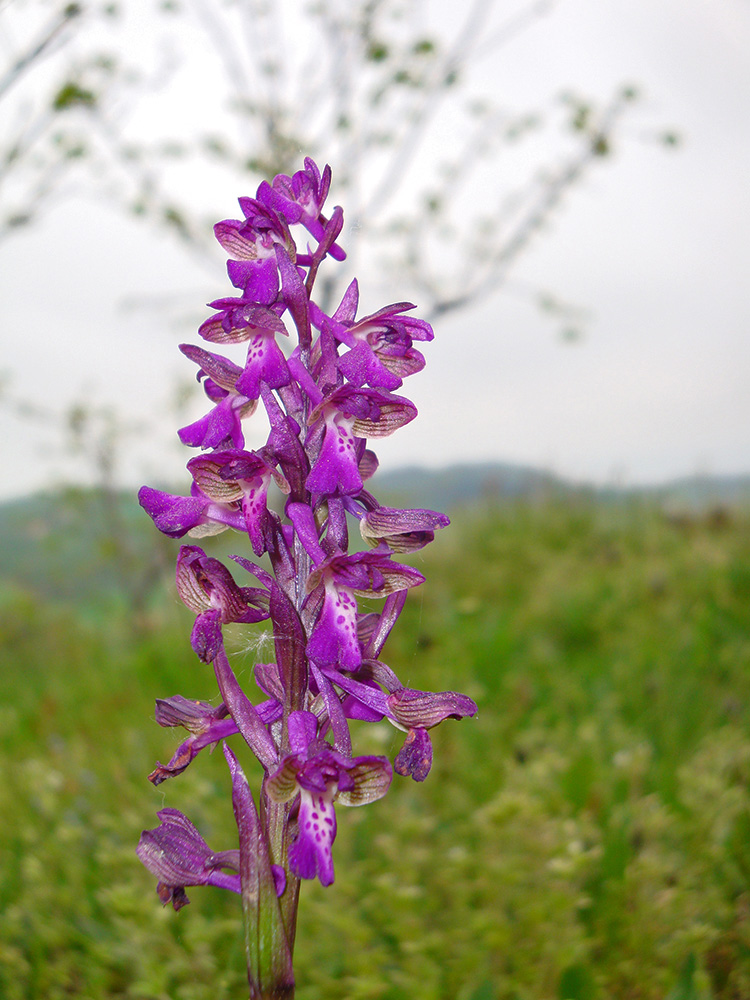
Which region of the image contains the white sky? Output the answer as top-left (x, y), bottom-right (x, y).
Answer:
top-left (1, 0), bottom-right (749, 499)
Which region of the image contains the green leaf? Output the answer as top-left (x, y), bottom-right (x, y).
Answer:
top-left (52, 83), bottom-right (96, 110)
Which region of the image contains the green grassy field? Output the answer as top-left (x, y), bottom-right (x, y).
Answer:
top-left (2, 498), bottom-right (750, 999)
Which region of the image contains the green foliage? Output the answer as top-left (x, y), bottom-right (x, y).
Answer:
top-left (52, 81), bottom-right (97, 110)
top-left (367, 41), bottom-right (390, 62)
top-left (2, 499), bottom-right (750, 997)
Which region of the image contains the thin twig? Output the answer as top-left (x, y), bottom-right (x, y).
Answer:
top-left (0, 3), bottom-right (82, 103)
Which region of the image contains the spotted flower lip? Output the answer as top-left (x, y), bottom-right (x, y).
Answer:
top-left (265, 711), bottom-right (391, 886)
top-left (237, 332), bottom-right (291, 400)
top-left (305, 385), bottom-right (417, 496)
top-left (305, 408), bottom-right (361, 496)
top-left (225, 256), bottom-right (280, 304)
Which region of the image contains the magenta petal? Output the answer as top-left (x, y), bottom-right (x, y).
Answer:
top-left (138, 487), bottom-right (206, 538)
top-left (290, 788), bottom-right (337, 887)
top-left (307, 581), bottom-right (360, 669)
top-left (338, 341), bottom-right (402, 391)
top-left (179, 397), bottom-right (246, 451)
top-left (306, 417), bottom-right (362, 496)
top-left (236, 333), bottom-right (291, 399)
top-left (394, 728), bottom-right (433, 782)
top-left (226, 258), bottom-right (279, 303)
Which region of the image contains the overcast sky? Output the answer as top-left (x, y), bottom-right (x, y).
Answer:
top-left (1, 0), bottom-right (749, 500)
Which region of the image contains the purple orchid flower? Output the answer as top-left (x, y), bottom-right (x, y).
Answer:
top-left (306, 547), bottom-right (425, 670)
top-left (306, 385), bottom-right (417, 496)
top-left (148, 694), bottom-right (283, 785)
top-left (137, 484), bottom-right (246, 539)
top-left (175, 544), bottom-right (270, 660)
top-left (198, 298), bottom-right (291, 400)
top-left (258, 157), bottom-right (346, 262)
top-left (312, 280), bottom-right (432, 390)
top-left (149, 698), bottom-right (235, 784)
top-left (316, 661), bottom-right (478, 781)
top-left (178, 344), bottom-right (258, 450)
top-left (265, 711), bottom-right (391, 886)
top-left (214, 197), bottom-right (295, 303)
top-left (187, 449), bottom-right (289, 556)
top-left (136, 157), bottom-right (476, 993)
top-left (137, 808), bottom-right (242, 910)
top-left (387, 686), bottom-right (478, 781)
top-left (199, 299), bottom-right (286, 344)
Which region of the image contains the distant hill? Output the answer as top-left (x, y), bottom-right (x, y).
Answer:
top-left (373, 463), bottom-right (750, 512)
top-left (638, 472), bottom-right (750, 508)
top-left (2, 464), bottom-right (749, 606)
top-left (0, 487), bottom-right (172, 608)
top-left (372, 462), bottom-right (571, 510)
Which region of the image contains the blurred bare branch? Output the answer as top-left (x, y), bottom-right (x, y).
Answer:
top-left (0, 2), bottom-right (81, 102)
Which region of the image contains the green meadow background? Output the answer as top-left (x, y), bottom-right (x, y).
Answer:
top-left (2, 480), bottom-right (750, 999)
